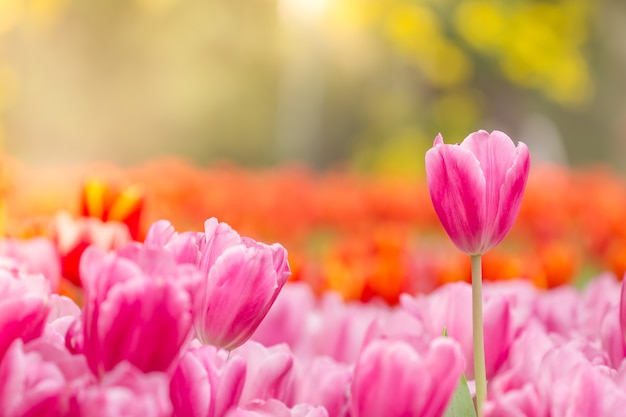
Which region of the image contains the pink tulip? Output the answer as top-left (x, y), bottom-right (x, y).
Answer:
top-left (0, 340), bottom-right (66, 417)
top-left (425, 130), bottom-right (530, 255)
top-left (401, 282), bottom-right (514, 379)
top-left (225, 399), bottom-right (328, 417)
top-left (42, 294), bottom-right (82, 346)
top-left (484, 383), bottom-right (545, 417)
top-left (7, 338), bottom-right (94, 416)
top-left (0, 237), bottom-right (61, 292)
top-left (539, 345), bottom-right (626, 416)
top-left (234, 341), bottom-right (295, 406)
top-left (252, 282), bottom-right (316, 349)
top-left (350, 337), bottom-right (464, 417)
top-left (291, 357), bottom-right (351, 417)
top-left (71, 245), bottom-right (202, 375)
top-left (0, 266), bottom-right (50, 359)
top-left (619, 275), bottom-right (626, 348)
top-left (579, 274), bottom-right (620, 338)
top-left (145, 218), bottom-right (291, 350)
top-left (144, 220), bottom-right (202, 265)
top-left (534, 286), bottom-right (580, 336)
top-left (70, 361), bottom-right (172, 417)
top-left (197, 219), bottom-right (290, 349)
top-left (601, 308), bottom-right (626, 367)
top-left (170, 345), bottom-right (246, 417)
top-left (303, 293), bottom-right (389, 363)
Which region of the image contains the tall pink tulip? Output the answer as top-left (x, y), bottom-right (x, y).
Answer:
top-left (425, 130), bottom-right (530, 256)
top-left (425, 130), bottom-right (529, 416)
top-left (350, 338), bottom-right (464, 417)
top-left (292, 356), bottom-right (352, 417)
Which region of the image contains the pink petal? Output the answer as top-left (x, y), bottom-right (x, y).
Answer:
top-left (144, 220), bottom-right (177, 247)
top-left (462, 130), bottom-right (517, 226)
top-left (489, 141), bottom-right (530, 250)
top-left (426, 139), bottom-right (487, 255)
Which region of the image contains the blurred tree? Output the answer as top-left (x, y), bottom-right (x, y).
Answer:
top-left (0, 0), bottom-right (622, 172)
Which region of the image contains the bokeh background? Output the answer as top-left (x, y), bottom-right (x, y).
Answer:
top-left (1, 0), bottom-right (626, 173)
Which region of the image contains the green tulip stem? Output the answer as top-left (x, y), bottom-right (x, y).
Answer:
top-left (471, 254), bottom-right (486, 417)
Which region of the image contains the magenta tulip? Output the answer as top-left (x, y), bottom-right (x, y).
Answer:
top-left (234, 341), bottom-right (295, 406)
top-left (292, 356), bottom-right (352, 417)
top-left (225, 399), bottom-right (328, 417)
top-left (0, 340), bottom-right (66, 417)
top-left (620, 275), bottom-right (626, 347)
top-left (72, 245), bottom-right (202, 375)
top-left (145, 218), bottom-right (291, 350)
top-left (401, 282), bottom-right (515, 379)
top-left (71, 361), bottom-right (172, 417)
top-left (425, 130), bottom-right (530, 255)
top-left (0, 237), bottom-right (61, 292)
top-left (350, 337), bottom-right (464, 417)
top-left (170, 345), bottom-right (246, 417)
top-left (0, 266), bottom-right (50, 359)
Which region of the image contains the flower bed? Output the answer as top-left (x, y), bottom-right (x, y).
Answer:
top-left (2, 129), bottom-right (626, 416)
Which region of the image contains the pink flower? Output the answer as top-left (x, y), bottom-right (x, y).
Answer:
top-left (0, 237), bottom-right (61, 292)
top-left (196, 219), bottom-right (290, 349)
top-left (70, 361), bottom-right (172, 417)
top-left (225, 399), bottom-right (328, 417)
top-left (252, 282), bottom-right (316, 349)
top-left (0, 340), bottom-right (66, 417)
top-left (144, 220), bottom-right (202, 265)
top-left (291, 357), bottom-right (352, 417)
top-left (425, 130), bottom-right (530, 255)
top-left (170, 345), bottom-right (246, 417)
top-left (41, 294), bottom-right (82, 346)
top-left (233, 341), bottom-right (295, 406)
top-left (350, 337), bottom-right (464, 417)
top-left (0, 266), bottom-right (50, 359)
top-left (145, 218), bottom-right (291, 350)
top-left (401, 282), bottom-right (515, 379)
top-left (70, 245), bottom-right (202, 375)
top-left (483, 383), bottom-right (544, 417)
top-left (619, 275), bottom-right (626, 349)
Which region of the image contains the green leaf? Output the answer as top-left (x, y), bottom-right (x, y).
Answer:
top-left (444, 373), bottom-right (477, 417)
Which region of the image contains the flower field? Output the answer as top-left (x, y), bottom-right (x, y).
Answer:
top-left (2, 132), bottom-right (626, 416)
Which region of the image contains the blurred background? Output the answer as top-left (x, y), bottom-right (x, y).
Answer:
top-left (1, 0), bottom-right (625, 173)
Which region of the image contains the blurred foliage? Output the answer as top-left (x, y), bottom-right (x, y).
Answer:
top-left (0, 0), bottom-right (623, 172)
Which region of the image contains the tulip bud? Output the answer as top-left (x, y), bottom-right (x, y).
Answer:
top-left (425, 130), bottom-right (530, 255)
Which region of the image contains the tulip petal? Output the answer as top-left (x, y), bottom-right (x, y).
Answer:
top-left (426, 142), bottom-right (487, 255)
top-left (96, 278), bottom-right (193, 373)
top-left (490, 141), bottom-right (530, 248)
top-left (144, 220), bottom-right (176, 247)
top-left (462, 131), bottom-right (517, 226)
top-left (196, 245), bottom-right (280, 349)
top-left (199, 219), bottom-right (242, 273)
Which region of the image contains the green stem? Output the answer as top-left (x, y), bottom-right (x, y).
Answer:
top-left (471, 254), bottom-right (486, 417)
